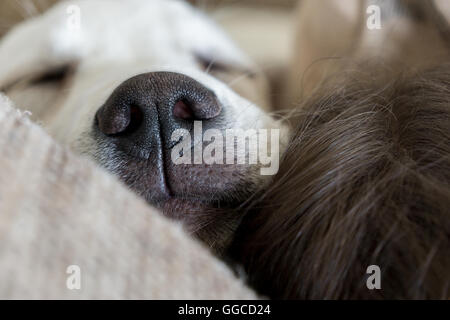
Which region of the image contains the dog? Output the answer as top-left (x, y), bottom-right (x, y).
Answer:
top-left (230, 0), bottom-right (450, 299)
top-left (0, 0), bottom-right (289, 252)
top-left (1, 0), bottom-right (449, 299)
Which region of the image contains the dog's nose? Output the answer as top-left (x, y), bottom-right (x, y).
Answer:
top-left (94, 72), bottom-right (222, 200)
top-left (95, 72), bottom-right (222, 137)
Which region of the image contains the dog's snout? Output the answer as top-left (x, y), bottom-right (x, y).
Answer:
top-left (96, 72), bottom-right (221, 137)
top-left (94, 72), bottom-right (223, 200)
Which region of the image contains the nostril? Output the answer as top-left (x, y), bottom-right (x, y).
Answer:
top-left (172, 95), bottom-right (222, 121)
top-left (173, 100), bottom-right (194, 120)
top-left (96, 103), bottom-right (143, 135)
top-left (127, 104), bottom-right (144, 133)
top-left (96, 104), bottom-right (130, 135)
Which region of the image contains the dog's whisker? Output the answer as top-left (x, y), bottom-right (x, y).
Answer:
top-left (205, 57), bottom-right (218, 75)
top-left (226, 73), bottom-right (252, 87)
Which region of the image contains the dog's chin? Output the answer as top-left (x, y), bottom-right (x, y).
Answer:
top-left (140, 183), bottom-right (249, 219)
top-left (149, 194), bottom-right (247, 253)
top-left (160, 197), bottom-right (232, 218)
top-left (161, 197), bottom-right (208, 211)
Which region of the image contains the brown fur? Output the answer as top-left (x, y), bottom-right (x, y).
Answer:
top-left (230, 63), bottom-right (450, 299)
top-left (227, 0), bottom-right (450, 299)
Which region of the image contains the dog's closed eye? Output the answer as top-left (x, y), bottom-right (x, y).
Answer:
top-left (30, 65), bottom-right (73, 86)
top-left (195, 53), bottom-right (257, 81)
top-left (0, 64), bottom-right (76, 120)
top-left (195, 53), bottom-right (230, 73)
top-left (0, 65), bottom-right (74, 93)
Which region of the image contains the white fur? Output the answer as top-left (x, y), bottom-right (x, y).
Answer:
top-left (0, 0), bottom-right (289, 153)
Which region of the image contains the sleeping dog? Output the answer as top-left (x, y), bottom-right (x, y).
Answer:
top-left (0, 0), bottom-right (289, 252)
top-left (0, 0), bottom-right (449, 299)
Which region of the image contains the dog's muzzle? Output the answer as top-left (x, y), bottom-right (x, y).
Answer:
top-left (94, 72), bottom-right (223, 202)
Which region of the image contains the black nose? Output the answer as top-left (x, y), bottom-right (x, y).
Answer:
top-left (96, 72), bottom-right (221, 136)
top-left (94, 72), bottom-right (222, 200)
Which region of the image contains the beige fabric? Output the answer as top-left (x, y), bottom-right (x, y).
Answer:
top-left (0, 94), bottom-right (256, 299)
